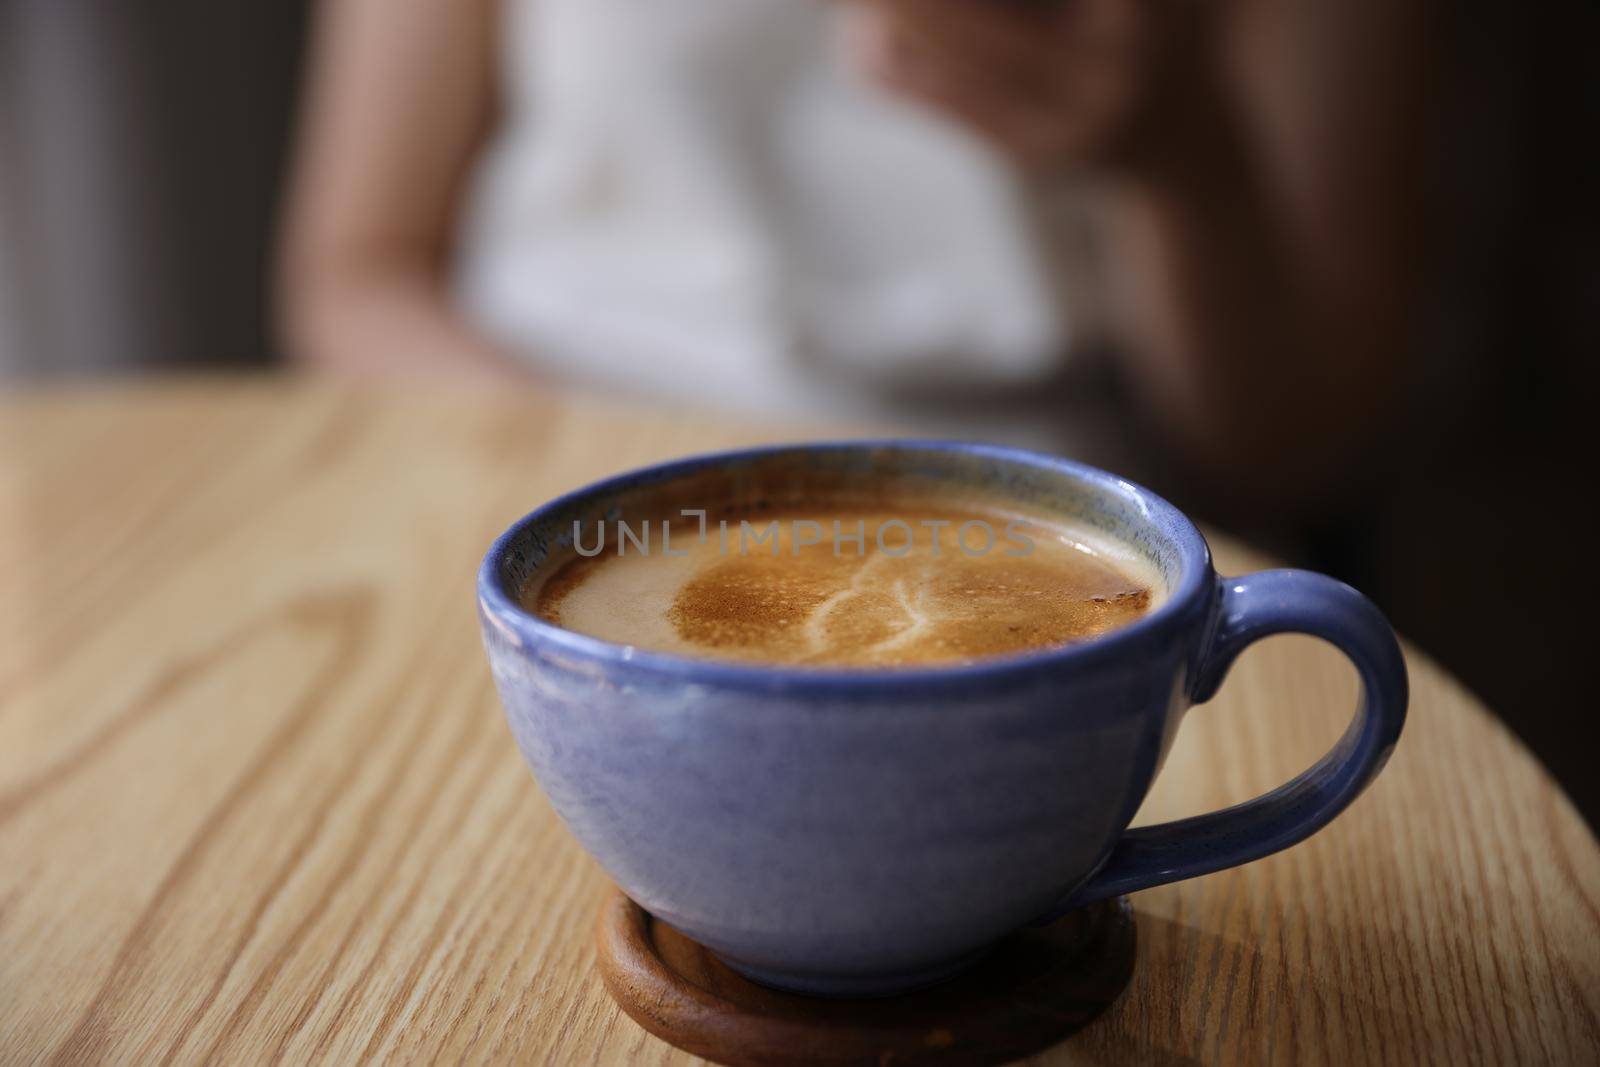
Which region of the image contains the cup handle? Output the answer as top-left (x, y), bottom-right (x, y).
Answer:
top-left (1051, 569), bottom-right (1408, 914)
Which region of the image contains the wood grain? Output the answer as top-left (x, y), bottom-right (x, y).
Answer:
top-left (1, 379), bottom-right (1596, 1066)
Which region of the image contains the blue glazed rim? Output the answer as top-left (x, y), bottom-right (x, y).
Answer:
top-left (477, 440), bottom-right (1214, 694)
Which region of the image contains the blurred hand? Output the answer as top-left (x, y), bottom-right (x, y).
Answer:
top-left (845, 0), bottom-right (1207, 177)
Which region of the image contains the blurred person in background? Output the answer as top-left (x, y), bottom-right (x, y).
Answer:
top-left (281, 0), bottom-right (1594, 815)
top-left (282, 0), bottom-right (1100, 454)
top-left (281, 0), bottom-right (1430, 498)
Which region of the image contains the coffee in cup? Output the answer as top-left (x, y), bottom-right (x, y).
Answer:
top-left (478, 442), bottom-right (1407, 996)
top-left (526, 498), bottom-right (1161, 667)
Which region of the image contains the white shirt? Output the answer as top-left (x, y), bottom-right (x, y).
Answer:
top-left (455, 0), bottom-right (1080, 428)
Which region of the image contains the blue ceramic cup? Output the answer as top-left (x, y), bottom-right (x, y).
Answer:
top-left (478, 442), bottom-right (1406, 996)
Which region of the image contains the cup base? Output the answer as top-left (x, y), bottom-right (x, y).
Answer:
top-left (594, 887), bottom-right (1137, 1066)
top-left (717, 947), bottom-right (992, 998)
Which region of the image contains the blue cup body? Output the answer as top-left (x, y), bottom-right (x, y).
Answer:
top-left (478, 443), bottom-right (1405, 995)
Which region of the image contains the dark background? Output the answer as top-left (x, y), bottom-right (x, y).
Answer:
top-left (0, 1), bottom-right (307, 378)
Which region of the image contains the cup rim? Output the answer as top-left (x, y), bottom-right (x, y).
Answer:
top-left (477, 440), bottom-right (1213, 693)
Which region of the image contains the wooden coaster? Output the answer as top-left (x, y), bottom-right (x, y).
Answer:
top-left (594, 889), bottom-right (1136, 1067)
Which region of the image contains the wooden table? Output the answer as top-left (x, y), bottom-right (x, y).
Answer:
top-left (2, 380), bottom-right (1596, 1066)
